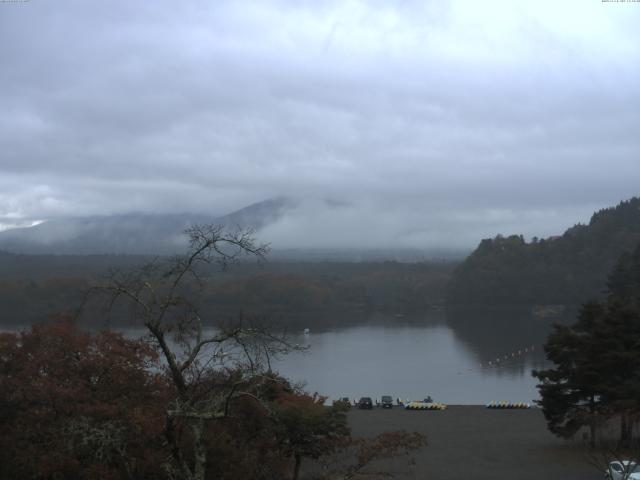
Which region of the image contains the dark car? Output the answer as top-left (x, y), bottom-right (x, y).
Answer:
top-left (381, 395), bottom-right (393, 408)
top-left (358, 397), bottom-right (373, 409)
top-left (334, 397), bottom-right (351, 409)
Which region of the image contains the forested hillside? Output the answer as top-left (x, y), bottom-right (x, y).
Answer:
top-left (447, 197), bottom-right (640, 306)
top-left (0, 252), bottom-right (453, 327)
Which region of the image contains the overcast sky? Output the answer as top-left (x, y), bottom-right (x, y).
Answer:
top-left (1, 0), bottom-right (639, 249)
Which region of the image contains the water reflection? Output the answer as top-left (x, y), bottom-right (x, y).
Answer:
top-left (2, 308), bottom-right (575, 405)
top-left (273, 308), bottom-right (573, 405)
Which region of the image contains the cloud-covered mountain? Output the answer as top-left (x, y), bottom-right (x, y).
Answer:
top-left (0, 197), bottom-right (296, 255)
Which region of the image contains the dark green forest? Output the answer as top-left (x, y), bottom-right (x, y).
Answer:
top-left (0, 252), bottom-right (453, 328)
top-left (534, 242), bottom-right (640, 447)
top-left (447, 197), bottom-right (640, 306)
top-left (2, 196), bottom-right (640, 328)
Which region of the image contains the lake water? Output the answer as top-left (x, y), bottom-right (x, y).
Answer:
top-left (3, 308), bottom-right (567, 405)
top-left (272, 310), bottom-right (560, 405)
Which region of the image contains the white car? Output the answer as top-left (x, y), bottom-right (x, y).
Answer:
top-left (606, 461), bottom-right (640, 480)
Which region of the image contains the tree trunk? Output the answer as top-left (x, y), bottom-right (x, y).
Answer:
top-left (589, 395), bottom-right (597, 448)
top-left (589, 421), bottom-right (597, 448)
top-left (192, 419), bottom-right (207, 480)
top-left (164, 414), bottom-right (194, 480)
top-left (620, 413), bottom-right (632, 449)
top-left (292, 454), bottom-right (302, 480)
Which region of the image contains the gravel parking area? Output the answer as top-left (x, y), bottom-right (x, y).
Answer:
top-left (346, 405), bottom-right (603, 480)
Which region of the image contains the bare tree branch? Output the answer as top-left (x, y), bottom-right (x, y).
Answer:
top-left (81, 224), bottom-right (290, 480)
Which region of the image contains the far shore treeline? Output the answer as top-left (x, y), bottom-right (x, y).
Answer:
top-left (0, 256), bottom-right (453, 327)
top-left (0, 196), bottom-right (639, 328)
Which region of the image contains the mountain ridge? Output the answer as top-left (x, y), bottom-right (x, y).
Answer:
top-left (0, 197), bottom-right (296, 255)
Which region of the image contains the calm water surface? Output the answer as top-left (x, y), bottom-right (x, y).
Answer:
top-left (273, 319), bottom-right (550, 405)
top-left (4, 309), bottom-right (564, 405)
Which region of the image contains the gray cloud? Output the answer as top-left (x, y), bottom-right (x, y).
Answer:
top-left (0, 0), bottom-right (639, 248)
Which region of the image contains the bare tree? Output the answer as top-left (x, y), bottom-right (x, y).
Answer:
top-left (86, 225), bottom-right (300, 480)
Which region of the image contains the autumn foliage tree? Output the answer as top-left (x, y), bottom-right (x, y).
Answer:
top-left (0, 320), bottom-right (350, 480)
top-left (0, 225), bottom-right (427, 479)
top-left (273, 392), bottom-right (350, 480)
top-left (0, 319), bottom-right (168, 479)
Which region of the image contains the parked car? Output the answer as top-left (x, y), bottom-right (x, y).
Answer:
top-left (357, 397), bottom-right (373, 409)
top-left (334, 397), bottom-right (351, 409)
top-left (605, 460), bottom-right (640, 480)
top-left (381, 395), bottom-right (393, 408)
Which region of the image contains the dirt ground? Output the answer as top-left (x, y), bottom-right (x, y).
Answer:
top-left (345, 405), bottom-right (604, 480)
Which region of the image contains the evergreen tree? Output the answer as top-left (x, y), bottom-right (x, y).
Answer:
top-left (534, 243), bottom-right (640, 446)
top-left (533, 302), bottom-right (607, 446)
